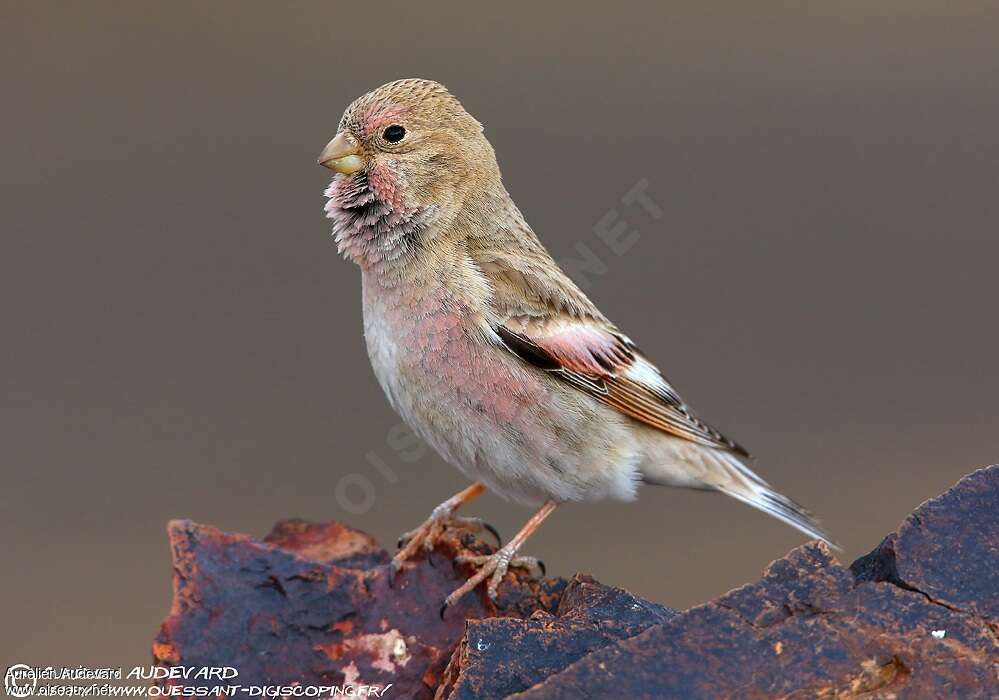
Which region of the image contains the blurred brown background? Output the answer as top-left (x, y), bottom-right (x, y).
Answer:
top-left (2, 1), bottom-right (997, 667)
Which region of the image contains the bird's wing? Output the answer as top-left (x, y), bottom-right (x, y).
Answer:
top-left (466, 205), bottom-right (747, 456)
top-left (493, 317), bottom-right (749, 456)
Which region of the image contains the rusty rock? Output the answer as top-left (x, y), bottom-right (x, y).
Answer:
top-left (435, 574), bottom-right (677, 698)
top-left (503, 466), bottom-right (999, 699)
top-left (154, 466), bottom-right (999, 698)
top-left (154, 518), bottom-right (564, 698)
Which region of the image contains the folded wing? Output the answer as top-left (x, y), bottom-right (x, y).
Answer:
top-left (494, 319), bottom-right (749, 457)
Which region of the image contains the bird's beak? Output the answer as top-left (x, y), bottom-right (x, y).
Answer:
top-left (317, 133), bottom-right (366, 174)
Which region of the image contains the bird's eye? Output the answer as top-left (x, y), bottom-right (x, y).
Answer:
top-left (383, 125), bottom-right (406, 143)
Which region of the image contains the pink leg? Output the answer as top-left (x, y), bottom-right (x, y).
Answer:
top-left (442, 499), bottom-right (557, 614)
top-left (391, 482), bottom-right (491, 572)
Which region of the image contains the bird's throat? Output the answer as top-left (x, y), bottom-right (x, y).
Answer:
top-left (323, 172), bottom-right (437, 272)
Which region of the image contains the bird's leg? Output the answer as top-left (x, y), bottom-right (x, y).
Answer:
top-left (443, 499), bottom-right (557, 613)
top-left (392, 482), bottom-right (497, 573)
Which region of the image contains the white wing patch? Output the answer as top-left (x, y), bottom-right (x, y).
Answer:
top-left (623, 356), bottom-right (682, 405)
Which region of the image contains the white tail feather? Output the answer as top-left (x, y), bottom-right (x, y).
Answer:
top-left (639, 437), bottom-right (837, 547)
top-left (712, 452), bottom-right (837, 548)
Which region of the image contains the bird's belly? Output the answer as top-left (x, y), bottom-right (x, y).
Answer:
top-left (361, 279), bottom-right (641, 505)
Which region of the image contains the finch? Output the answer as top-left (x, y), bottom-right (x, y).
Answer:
top-left (318, 79), bottom-right (833, 611)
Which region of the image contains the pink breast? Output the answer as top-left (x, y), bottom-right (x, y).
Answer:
top-left (386, 288), bottom-right (546, 426)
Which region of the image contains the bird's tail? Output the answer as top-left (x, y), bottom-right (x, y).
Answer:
top-left (708, 451), bottom-right (837, 548)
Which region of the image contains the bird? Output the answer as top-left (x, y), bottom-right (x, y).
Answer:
top-left (317, 78), bottom-right (833, 613)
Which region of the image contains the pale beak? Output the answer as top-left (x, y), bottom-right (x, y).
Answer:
top-left (317, 133), bottom-right (366, 174)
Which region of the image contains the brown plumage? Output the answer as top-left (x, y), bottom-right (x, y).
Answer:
top-left (318, 78), bottom-right (833, 610)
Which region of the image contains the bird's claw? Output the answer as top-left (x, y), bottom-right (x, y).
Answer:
top-left (391, 518), bottom-right (442, 577)
top-left (392, 513), bottom-right (501, 573)
top-left (441, 515), bottom-right (502, 547)
top-left (392, 512), bottom-right (502, 581)
top-left (461, 553), bottom-right (546, 582)
top-left (442, 546), bottom-right (546, 610)
top-left (480, 521), bottom-right (503, 548)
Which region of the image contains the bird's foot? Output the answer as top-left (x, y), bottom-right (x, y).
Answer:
top-left (392, 512), bottom-right (500, 574)
top-left (440, 544), bottom-right (545, 615)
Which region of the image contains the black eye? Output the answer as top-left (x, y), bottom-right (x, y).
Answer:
top-left (383, 125), bottom-right (406, 143)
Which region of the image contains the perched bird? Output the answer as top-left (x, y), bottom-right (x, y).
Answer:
top-left (318, 78), bottom-right (833, 612)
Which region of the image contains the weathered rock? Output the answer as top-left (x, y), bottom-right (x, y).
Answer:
top-left (154, 466), bottom-right (999, 698)
top-left (507, 543), bottom-right (996, 698)
top-left (153, 517), bottom-right (564, 698)
top-left (851, 464), bottom-right (999, 621)
top-left (436, 574), bottom-right (677, 698)
top-left (498, 467), bottom-right (999, 699)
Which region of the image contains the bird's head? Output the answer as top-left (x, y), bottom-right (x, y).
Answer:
top-left (320, 79), bottom-right (498, 268)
